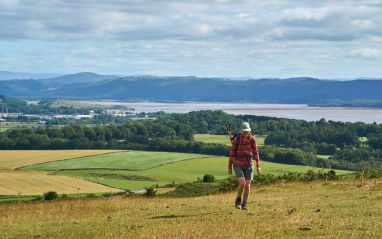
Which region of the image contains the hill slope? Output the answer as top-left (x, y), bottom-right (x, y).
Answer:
top-left (1, 180), bottom-right (381, 238)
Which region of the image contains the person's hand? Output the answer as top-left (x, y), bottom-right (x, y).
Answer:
top-left (228, 168), bottom-right (232, 175)
top-left (257, 167), bottom-right (261, 174)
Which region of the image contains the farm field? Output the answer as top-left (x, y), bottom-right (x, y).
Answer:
top-left (0, 170), bottom-right (121, 195)
top-left (3, 150), bottom-right (351, 194)
top-left (1, 179), bottom-right (381, 238)
top-left (0, 150), bottom-right (122, 196)
top-left (0, 150), bottom-right (119, 169)
top-left (26, 151), bottom-right (350, 191)
top-left (21, 151), bottom-right (210, 171)
top-left (194, 133), bottom-right (265, 146)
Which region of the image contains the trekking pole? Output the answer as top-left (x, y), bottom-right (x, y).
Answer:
top-left (225, 122), bottom-right (234, 142)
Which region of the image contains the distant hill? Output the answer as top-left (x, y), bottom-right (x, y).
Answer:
top-left (0, 74), bottom-right (382, 105)
top-left (0, 71), bottom-right (61, 81)
top-left (40, 72), bottom-right (119, 86)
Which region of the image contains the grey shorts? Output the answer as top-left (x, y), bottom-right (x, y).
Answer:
top-left (233, 164), bottom-right (253, 181)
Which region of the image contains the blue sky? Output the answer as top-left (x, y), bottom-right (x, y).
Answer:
top-left (1, 0), bottom-right (382, 78)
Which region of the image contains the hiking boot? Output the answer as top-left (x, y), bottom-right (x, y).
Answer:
top-left (235, 198), bottom-right (241, 209)
top-left (241, 202), bottom-right (247, 210)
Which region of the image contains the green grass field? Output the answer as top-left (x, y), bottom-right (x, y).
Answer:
top-left (25, 151), bottom-right (350, 191)
top-left (194, 134), bottom-right (265, 146)
top-left (21, 151), bottom-right (210, 171)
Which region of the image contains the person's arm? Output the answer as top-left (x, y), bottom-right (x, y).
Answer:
top-left (251, 136), bottom-right (261, 173)
top-left (228, 137), bottom-right (238, 175)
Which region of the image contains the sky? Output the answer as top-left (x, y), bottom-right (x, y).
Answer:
top-left (1, 0), bottom-right (382, 79)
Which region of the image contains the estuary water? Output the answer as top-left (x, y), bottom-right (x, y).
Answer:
top-left (86, 101), bottom-right (382, 124)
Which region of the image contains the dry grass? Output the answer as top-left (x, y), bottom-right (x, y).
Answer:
top-left (0, 170), bottom-right (122, 195)
top-left (0, 150), bottom-right (120, 169)
top-left (1, 179), bottom-right (381, 238)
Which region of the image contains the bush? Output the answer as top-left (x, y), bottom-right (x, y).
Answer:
top-left (33, 195), bottom-right (44, 201)
top-left (86, 193), bottom-right (97, 198)
top-left (61, 194), bottom-right (68, 199)
top-left (43, 191), bottom-right (58, 200)
top-left (203, 174), bottom-right (215, 183)
top-left (102, 192), bottom-right (113, 198)
top-left (167, 182), bottom-right (220, 197)
top-left (218, 176), bottom-right (238, 192)
top-left (252, 174), bottom-right (278, 185)
top-left (145, 187), bottom-right (157, 197)
top-left (326, 170), bottom-right (338, 180)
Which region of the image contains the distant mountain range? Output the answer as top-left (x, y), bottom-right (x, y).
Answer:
top-left (0, 71), bottom-right (62, 81)
top-left (0, 72), bottom-right (382, 105)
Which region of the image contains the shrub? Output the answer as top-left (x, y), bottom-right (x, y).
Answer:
top-left (167, 182), bottom-right (220, 197)
top-left (86, 193), bottom-right (97, 198)
top-left (203, 174), bottom-right (215, 183)
top-left (218, 176), bottom-right (238, 192)
top-left (102, 192), bottom-right (113, 198)
top-left (326, 170), bottom-right (338, 180)
top-left (301, 170), bottom-right (318, 181)
top-left (43, 191), bottom-right (58, 200)
top-left (33, 195), bottom-right (44, 201)
top-left (145, 187), bottom-right (157, 197)
top-left (252, 174), bottom-right (278, 185)
top-left (61, 194), bottom-right (68, 199)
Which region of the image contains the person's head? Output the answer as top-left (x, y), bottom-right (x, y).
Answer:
top-left (240, 122), bottom-right (251, 136)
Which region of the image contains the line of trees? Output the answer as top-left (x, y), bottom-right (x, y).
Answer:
top-left (1, 110), bottom-right (382, 171)
top-left (0, 95), bottom-right (91, 115)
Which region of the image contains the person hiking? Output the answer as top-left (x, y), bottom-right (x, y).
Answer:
top-left (228, 122), bottom-right (261, 210)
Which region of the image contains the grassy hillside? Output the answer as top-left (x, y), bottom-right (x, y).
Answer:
top-left (0, 150), bottom-right (119, 169)
top-left (1, 179), bottom-right (380, 238)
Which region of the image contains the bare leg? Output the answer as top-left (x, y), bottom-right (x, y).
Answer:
top-left (243, 180), bottom-right (251, 202)
top-left (237, 177), bottom-right (246, 199)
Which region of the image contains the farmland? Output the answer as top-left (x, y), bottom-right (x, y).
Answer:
top-left (0, 150), bottom-right (122, 196)
top-left (21, 151), bottom-right (350, 191)
top-left (0, 179), bottom-right (381, 238)
top-left (20, 151), bottom-right (209, 171)
top-left (0, 170), bottom-right (121, 195)
top-left (0, 150), bottom-right (119, 169)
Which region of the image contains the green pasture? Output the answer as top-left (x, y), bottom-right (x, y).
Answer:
top-left (21, 151), bottom-right (209, 171)
top-left (194, 134), bottom-right (265, 146)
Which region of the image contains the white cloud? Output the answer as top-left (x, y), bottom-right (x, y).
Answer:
top-left (348, 48), bottom-right (382, 59)
top-left (280, 7), bottom-right (332, 22)
top-left (1, 0), bottom-right (382, 77)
